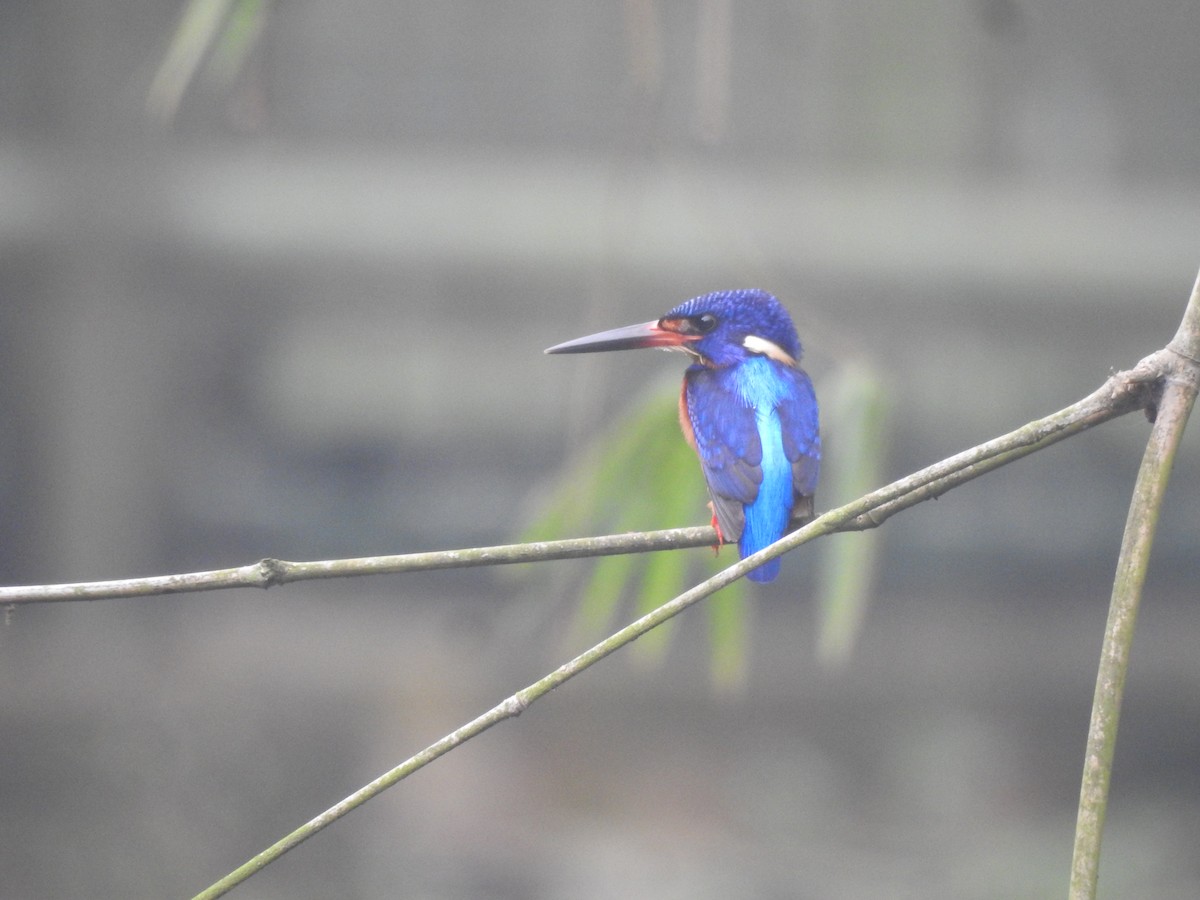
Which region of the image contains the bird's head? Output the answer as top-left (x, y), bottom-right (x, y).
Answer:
top-left (545, 289), bottom-right (801, 369)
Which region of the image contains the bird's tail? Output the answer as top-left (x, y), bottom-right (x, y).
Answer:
top-left (745, 557), bottom-right (781, 583)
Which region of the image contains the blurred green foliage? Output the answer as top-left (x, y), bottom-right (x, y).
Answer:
top-left (522, 378), bottom-right (748, 687)
top-left (147, 0), bottom-right (267, 122)
top-left (526, 362), bottom-right (889, 687)
top-left (814, 362), bottom-right (890, 666)
top-left (152, 0), bottom-right (892, 682)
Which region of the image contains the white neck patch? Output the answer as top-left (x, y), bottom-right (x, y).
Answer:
top-left (742, 334), bottom-right (796, 366)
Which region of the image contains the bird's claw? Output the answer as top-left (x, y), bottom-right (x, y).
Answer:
top-left (708, 507), bottom-right (726, 554)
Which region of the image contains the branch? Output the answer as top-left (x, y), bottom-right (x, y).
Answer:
top-left (0, 357), bottom-right (1159, 606)
top-left (189, 347), bottom-right (1166, 899)
top-left (0, 528), bottom-right (717, 605)
top-left (194, 551), bottom-right (763, 900)
top-left (1069, 269), bottom-right (1200, 900)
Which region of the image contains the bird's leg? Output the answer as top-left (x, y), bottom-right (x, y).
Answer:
top-left (706, 502), bottom-right (726, 553)
top-left (787, 495), bottom-right (816, 531)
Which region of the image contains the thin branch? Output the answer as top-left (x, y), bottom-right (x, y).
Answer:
top-left (0, 528), bottom-right (717, 605)
top-left (838, 355), bottom-right (1158, 533)
top-left (193, 547), bottom-right (767, 900)
top-left (1069, 270), bottom-right (1200, 900)
top-left (0, 356), bottom-right (1159, 607)
top-left (190, 346), bottom-right (1166, 899)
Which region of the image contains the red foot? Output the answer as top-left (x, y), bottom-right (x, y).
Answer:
top-left (708, 506), bottom-right (726, 555)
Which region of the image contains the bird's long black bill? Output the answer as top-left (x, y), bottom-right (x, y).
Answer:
top-left (544, 320), bottom-right (695, 355)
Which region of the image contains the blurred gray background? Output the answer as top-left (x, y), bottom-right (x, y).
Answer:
top-left (1, 2), bottom-right (1198, 898)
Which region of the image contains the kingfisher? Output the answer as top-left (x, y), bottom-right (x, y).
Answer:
top-left (546, 289), bottom-right (820, 583)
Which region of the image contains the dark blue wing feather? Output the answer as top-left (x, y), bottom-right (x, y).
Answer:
top-left (684, 362), bottom-right (821, 546)
top-left (777, 366), bottom-right (821, 507)
top-left (683, 366), bottom-right (761, 544)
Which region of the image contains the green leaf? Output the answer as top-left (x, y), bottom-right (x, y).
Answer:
top-left (707, 576), bottom-right (747, 692)
top-left (526, 380), bottom-right (730, 673)
top-left (528, 361), bottom-right (889, 679)
top-left (814, 361), bottom-right (890, 666)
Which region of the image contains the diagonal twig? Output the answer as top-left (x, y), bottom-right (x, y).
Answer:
top-left (189, 348), bottom-right (1168, 899)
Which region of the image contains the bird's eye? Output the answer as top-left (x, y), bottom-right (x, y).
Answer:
top-left (695, 314), bottom-right (717, 333)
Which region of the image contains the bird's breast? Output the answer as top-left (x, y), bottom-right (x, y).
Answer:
top-left (729, 355), bottom-right (792, 411)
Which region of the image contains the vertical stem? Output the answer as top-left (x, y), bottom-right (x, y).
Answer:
top-left (1069, 291), bottom-right (1200, 897)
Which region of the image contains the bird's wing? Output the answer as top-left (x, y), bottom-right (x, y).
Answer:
top-left (776, 366), bottom-right (822, 515)
top-left (684, 369), bottom-right (763, 544)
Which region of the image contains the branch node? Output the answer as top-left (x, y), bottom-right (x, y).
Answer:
top-left (502, 694), bottom-right (529, 718)
top-left (257, 558), bottom-right (288, 588)
top-left (1166, 341), bottom-right (1200, 368)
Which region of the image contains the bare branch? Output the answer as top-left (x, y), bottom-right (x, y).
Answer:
top-left (0, 528), bottom-right (717, 604)
top-left (1, 356), bottom-right (1162, 607)
top-left (184, 347), bottom-right (1170, 899)
top-left (1070, 268), bottom-right (1200, 900)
